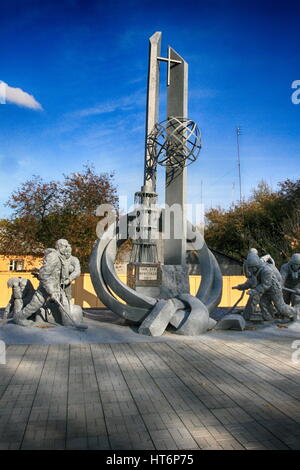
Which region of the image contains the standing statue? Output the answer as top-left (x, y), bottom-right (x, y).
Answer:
top-left (233, 250), bottom-right (297, 323)
top-left (3, 277), bottom-right (35, 320)
top-left (63, 244), bottom-right (81, 300)
top-left (13, 239), bottom-right (84, 327)
top-left (280, 253), bottom-right (300, 308)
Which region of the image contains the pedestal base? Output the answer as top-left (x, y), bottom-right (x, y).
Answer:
top-left (160, 265), bottom-right (190, 298)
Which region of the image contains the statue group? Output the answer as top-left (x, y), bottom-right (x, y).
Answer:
top-left (4, 243), bottom-right (299, 331)
top-left (4, 239), bottom-right (85, 328)
top-left (233, 249), bottom-right (300, 324)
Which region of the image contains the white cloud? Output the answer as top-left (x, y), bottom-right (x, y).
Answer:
top-left (74, 100), bottom-right (130, 117)
top-left (0, 81), bottom-right (43, 110)
top-left (69, 89), bottom-right (145, 118)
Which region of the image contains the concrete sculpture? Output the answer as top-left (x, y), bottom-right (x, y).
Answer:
top-left (233, 250), bottom-right (297, 324)
top-left (281, 253), bottom-right (300, 308)
top-left (3, 277), bottom-right (35, 320)
top-left (90, 32), bottom-right (222, 336)
top-left (235, 248), bottom-right (281, 320)
top-left (11, 239), bottom-right (85, 328)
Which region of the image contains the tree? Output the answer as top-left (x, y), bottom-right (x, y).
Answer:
top-left (205, 179), bottom-right (300, 266)
top-left (0, 164), bottom-right (118, 271)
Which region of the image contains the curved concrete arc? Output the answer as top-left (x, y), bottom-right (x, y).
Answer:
top-left (186, 221), bottom-right (223, 312)
top-left (89, 217), bottom-right (223, 330)
top-left (89, 221), bottom-right (150, 323)
top-left (102, 237), bottom-right (157, 309)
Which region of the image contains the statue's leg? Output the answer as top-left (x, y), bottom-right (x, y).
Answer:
top-left (57, 290), bottom-right (76, 326)
top-left (293, 293), bottom-right (300, 308)
top-left (271, 289), bottom-right (297, 320)
top-left (64, 285), bottom-right (72, 301)
top-left (243, 294), bottom-right (259, 320)
top-left (243, 297), bottom-right (252, 320)
top-left (259, 293), bottom-right (274, 321)
top-left (14, 290), bottom-right (46, 326)
top-left (283, 290), bottom-right (291, 305)
top-left (12, 299), bottom-right (23, 315)
top-left (244, 292), bottom-right (260, 319)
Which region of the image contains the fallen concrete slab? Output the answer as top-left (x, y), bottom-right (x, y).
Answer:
top-left (215, 313), bottom-right (246, 331)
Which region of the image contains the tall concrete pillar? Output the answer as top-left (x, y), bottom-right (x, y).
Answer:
top-left (144, 32), bottom-right (161, 190)
top-left (164, 47), bottom-right (188, 265)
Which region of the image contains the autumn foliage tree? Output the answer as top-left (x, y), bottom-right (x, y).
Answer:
top-left (205, 179), bottom-right (300, 266)
top-left (1, 170), bottom-right (299, 272)
top-left (0, 164), bottom-right (118, 271)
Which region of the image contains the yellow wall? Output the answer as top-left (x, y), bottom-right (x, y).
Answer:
top-left (0, 255), bottom-right (42, 272)
top-left (0, 272), bottom-right (247, 309)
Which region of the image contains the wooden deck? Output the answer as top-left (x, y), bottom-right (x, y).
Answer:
top-left (1, 334), bottom-right (300, 450)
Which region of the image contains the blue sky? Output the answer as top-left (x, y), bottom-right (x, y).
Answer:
top-left (0, 0), bottom-right (300, 219)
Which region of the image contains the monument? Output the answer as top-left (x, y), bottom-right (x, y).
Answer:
top-left (89, 32), bottom-right (223, 336)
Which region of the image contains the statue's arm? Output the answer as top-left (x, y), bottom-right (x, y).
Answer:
top-left (280, 264), bottom-right (288, 286)
top-left (233, 276), bottom-right (255, 290)
top-left (69, 257), bottom-right (81, 282)
top-left (3, 298), bottom-right (12, 319)
top-left (255, 269), bottom-right (272, 294)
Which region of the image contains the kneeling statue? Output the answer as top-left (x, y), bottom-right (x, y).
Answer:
top-left (4, 277), bottom-right (35, 320)
top-left (13, 239), bottom-right (85, 328)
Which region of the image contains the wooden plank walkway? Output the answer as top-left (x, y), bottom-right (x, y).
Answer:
top-left (1, 335), bottom-right (300, 450)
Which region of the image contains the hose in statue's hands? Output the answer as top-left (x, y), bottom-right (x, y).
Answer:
top-left (225, 290), bottom-right (245, 316)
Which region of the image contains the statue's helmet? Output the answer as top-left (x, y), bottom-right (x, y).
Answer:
top-left (290, 253), bottom-right (300, 266)
top-left (246, 251), bottom-right (262, 269)
top-left (248, 248), bottom-right (258, 256)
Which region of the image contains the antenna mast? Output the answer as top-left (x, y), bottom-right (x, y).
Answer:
top-left (236, 126), bottom-right (242, 203)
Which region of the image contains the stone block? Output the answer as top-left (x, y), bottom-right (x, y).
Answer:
top-left (138, 299), bottom-right (175, 336)
top-left (215, 314), bottom-right (246, 331)
top-left (175, 294), bottom-right (210, 335)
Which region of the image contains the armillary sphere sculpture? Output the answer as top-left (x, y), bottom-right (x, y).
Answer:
top-left (147, 116), bottom-right (201, 169)
top-left (90, 32), bottom-right (222, 336)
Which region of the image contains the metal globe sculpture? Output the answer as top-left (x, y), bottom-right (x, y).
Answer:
top-left (147, 116), bottom-right (201, 169)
